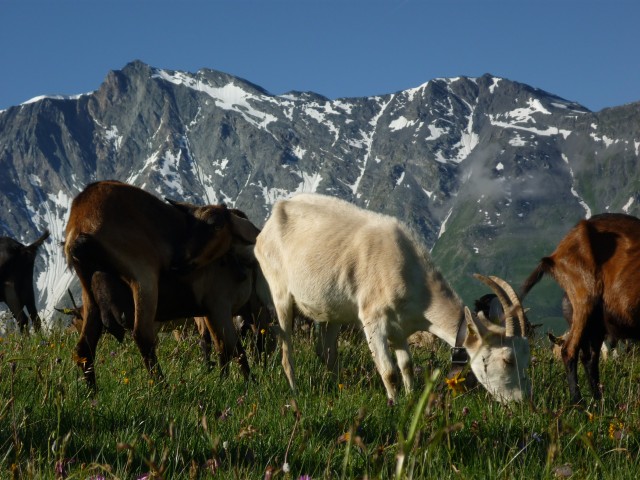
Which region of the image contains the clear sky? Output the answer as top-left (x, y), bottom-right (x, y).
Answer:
top-left (1, 0), bottom-right (638, 112)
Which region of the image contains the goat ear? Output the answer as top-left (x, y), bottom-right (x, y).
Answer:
top-left (229, 213), bottom-right (261, 244)
top-left (165, 197), bottom-right (197, 215)
top-left (465, 306), bottom-right (505, 342)
top-left (548, 332), bottom-right (565, 347)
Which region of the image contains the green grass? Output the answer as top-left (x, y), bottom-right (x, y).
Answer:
top-left (1, 327), bottom-right (640, 479)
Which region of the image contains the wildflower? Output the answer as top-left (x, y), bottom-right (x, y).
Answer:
top-left (609, 421), bottom-right (625, 440)
top-left (148, 379), bottom-right (154, 386)
top-left (123, 377), bottom-right (130, 385)
top-left (298, 475), bottom-right (312, 480)
top-left (445, 372), bottom-right (466, 396)
top-left (205, 458), bottom-right (220, 474)
top-left (55, 459), bottom-right (65, 478)
top-left (264, 466), bottom-right (274, 480)
top-left (585, 410), bottom-right (595, 422)
top-left (218, 407), bottom-right (231, 421)
top-left (338, 383), bottom-right (344, 391)
top-left (223, 441), bottom-right (229, 450)
top-left (260, 328), bottom-right (266, 335)
top-left (282, 462), bottom-right (290, 473)
top-left (72, 352), bottom-right (88, 365)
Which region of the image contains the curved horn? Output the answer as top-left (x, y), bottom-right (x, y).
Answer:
top-left (489, 276), bottom-right (529, 337)
top-left (473, 273), bottom-right (517, 337)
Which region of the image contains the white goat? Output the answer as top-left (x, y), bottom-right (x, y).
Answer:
top-left (255, 193), bottom-right (531, 403)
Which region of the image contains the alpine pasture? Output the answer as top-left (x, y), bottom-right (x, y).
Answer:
top-left (1, 320), bottom-right (640, 479)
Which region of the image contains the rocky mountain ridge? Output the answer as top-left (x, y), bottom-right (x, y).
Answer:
top-left (1, 60), bottom-right (638, 330)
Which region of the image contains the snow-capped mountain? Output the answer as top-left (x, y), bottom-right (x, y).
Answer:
top-left (1, 60), bottom-right (639, 327)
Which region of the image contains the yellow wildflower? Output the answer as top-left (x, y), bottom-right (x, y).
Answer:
top-left (445, 372), bottom-right (466, 396)
top-left (123, 377), bottom-right (130, 385)
top-left (609, 421), bottom-right (625, 440)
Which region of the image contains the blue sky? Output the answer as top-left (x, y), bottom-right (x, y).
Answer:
top-left (1, 0), bottom-right (638, 112)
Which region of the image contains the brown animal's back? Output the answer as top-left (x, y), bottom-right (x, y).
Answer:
top-left (65, 181), bottom-right (186, 273)
top-left (555, 214), bottom-right (640, 336)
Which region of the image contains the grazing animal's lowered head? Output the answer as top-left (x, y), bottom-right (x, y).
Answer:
top-left (464, 275), bottom-right (531, 403)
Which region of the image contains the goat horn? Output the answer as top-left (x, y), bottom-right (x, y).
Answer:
top-left (67, 288), bottom-right (79, 311)
top-left (473, 273), bottom-right (517, 337)
top-left (488, 276), bottom-right (529, 337)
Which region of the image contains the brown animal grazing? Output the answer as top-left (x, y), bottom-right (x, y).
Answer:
top-left (57, 265), bottom-right (272, 369)
top-left (0, 230), bottom-right (49, 332)
top-left (521, 213), bottom-right (640, 404)
top-left (64, 180), bottom-right (261, 387)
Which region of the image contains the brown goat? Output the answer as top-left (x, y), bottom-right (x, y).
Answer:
top-left (57, 266), bottom-right (272, 369)
top-left (0, 230), bottom-right (49, 332)
top-left (521, 213), bottom-right (640, 404)
top-left (64, 180), bottom-right (261, 387)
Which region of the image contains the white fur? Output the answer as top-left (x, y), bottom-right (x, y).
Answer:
top-left (255, 193), bottom-right (531, 403)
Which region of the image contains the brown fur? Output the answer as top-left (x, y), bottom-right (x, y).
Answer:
top-left (64, 181), bottom-right (261, 387)
top-left (58, 266), bottom-right (272, 368)
top-left (521, 213), bottom-right (640, 403)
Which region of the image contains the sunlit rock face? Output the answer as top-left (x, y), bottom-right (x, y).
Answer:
top-left (1, 60), bottom-right (638, 325)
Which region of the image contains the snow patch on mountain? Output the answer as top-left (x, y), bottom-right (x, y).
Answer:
top-left (562, 154), bottom-right (591, 218)
top-left (350, 96), bottom-right (394, 196)
top-left (152, 69), bottom-right (277, 131)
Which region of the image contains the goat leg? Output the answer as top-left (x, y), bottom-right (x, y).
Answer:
top-left (199, 328), bottom-right (215, 370)
top-left (562, 348), bottom-right (583, 404)
top-left (582, 335), bottom-right (604, 400)
top-left (75, 303), bottom-right (103, 389)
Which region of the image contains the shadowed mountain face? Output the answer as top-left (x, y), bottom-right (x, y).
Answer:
top-left (1, 60), bottom-right (639, 329)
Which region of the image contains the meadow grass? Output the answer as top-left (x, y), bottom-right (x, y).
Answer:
top-left (1, 327), bottom-right (639, 479)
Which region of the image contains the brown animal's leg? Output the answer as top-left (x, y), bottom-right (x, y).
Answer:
top-left (75, 295), bottom-right (103, 389)
top-left (131, 279), bottom-right (163, 380)
top-left (562, 299), bottom-right (595, 404)
top-left (195, 317), bottom-right (216, 370)
top-left (581, 326), bottom-right (605, 400)
top-left (205, 313), bottom-right (251, 380)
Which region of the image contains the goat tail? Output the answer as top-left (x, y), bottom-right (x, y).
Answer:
top-left (27, 229), bottom-right (50, 251)
top-left (520, 257), bottom-right (555, 299)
